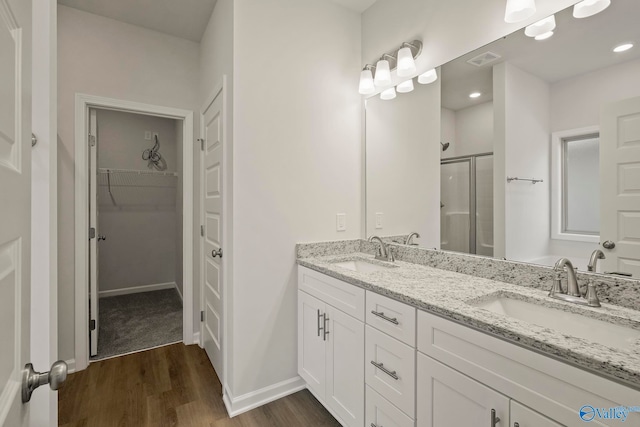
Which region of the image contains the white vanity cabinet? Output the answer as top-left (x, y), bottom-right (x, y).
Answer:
top-left (298, 267), bottom-right (365, 427)
top-left (510, 401), bottom-right (563, 427)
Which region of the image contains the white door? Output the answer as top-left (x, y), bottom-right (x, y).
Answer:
top-left (201, 89), bottom-right (224, 380)
top-left (601, 96), bottom-right (640, 277)
top-left (88, 109), bottom-right (99, 356)
top-left (0, 0), bottom-right (32, 424)
top-left (325, 306), bottom-right (364, 427)
top-left (297, 291), bottom-right (326, 397)
top-left (511, 401), bottom-right (563, 427)
top-left (417, 353), bottom-right (509, 427)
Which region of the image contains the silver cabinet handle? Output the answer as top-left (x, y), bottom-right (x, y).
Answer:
top-left (491, 409), bottom-right (501, 426)
top-left (323, 315), bottom-right (330, 341)
top-left (22, 360), bottom-right (68, 403)
top-left (603, 240), bottom-right (616, 250)
top-left (370, 361), bottom-right (398, 380)
top-left (211, 248), bottom-right (223, 258)
top-left (371, 310), bottom-right (399, 325)
top-left (317, 310), bottom-right (324, 337)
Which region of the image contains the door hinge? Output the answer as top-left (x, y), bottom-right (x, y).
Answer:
top-left (89, 134), bottom-right (96, 147)
top-left (90, 319), bottom-right (96, 331)
top-left (200, 311), bottom-right (204, 322)
top-left (89, 227), bottom-right (96, 239)
top-left (200, 225), bottom-right (204, 236)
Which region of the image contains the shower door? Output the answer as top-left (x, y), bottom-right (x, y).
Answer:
top-left (440, 153), bottom-right (493, 256)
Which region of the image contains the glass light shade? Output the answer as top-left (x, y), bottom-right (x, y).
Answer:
top-left (573, 0), bottom-right (610, 18)
top-left (418, 68), bottom-right (438, 85)
top-left (535, 31), bottom-right (554, 41)
top-left (358, 69), bottom-right (375, 95)
top-left (504, 0), bottom-right (536, 23)
top-left (397, 47), bottom-right (417, 77)
top-left (380, 87), bottom-right (397, 100)
top-left (397, 79), bottom-right (414, 93)
top-left (374, 59), bottom-right (391, 87)
top-left (525, 15), bottom-right (556, 37)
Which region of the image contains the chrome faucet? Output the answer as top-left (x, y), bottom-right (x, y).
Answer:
top-left (549, 258), bottom-right (600, 307)
top-left (405, 232), bottom-right (420, 245)
top-left (368, 236), bottom-right (394, 262)
top-left (587, 249), bottom-right (605, 272)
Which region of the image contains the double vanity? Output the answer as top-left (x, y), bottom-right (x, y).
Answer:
top-left (296, 240), bottom-right (640, 427)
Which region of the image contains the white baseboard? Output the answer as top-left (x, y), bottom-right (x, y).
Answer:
top-left (192, 331), bottom-right (201, 346)
top-left (222, 376), bottom-right (306, 417)
top-left (98, 282), bottom-right (177, 298)
top-left (175, 282), bottom-right (184, 301)
top-left (65, 358), bottom-right (76, 374)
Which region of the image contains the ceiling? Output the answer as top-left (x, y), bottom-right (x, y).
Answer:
top-left (441, 0), bottom-right (640, 111)
top-left (57, 0), bottom-right (218, 42)
top-left (327, 0), bottom-right (378, 13)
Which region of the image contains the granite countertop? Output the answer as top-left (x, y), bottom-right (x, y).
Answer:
top-left (297, 252), bottom-right (640, 390)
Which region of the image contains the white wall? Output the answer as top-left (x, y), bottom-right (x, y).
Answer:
top-left (440, 107), bottom-right (456, 157)
top-left (230, 0), bottom-right (361, 399)
top-left (366, 81), bottom-right (441, 247)
top-left (57, 5), bottom-right (199, 362)
top-left (441, 101), bottom-right (494, 159)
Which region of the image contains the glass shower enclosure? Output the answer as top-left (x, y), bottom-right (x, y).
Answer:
top-left (440, 153), bottom-right (493, 257)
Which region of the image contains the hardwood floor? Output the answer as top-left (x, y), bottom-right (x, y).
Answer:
top-left (59, 343), bottom-right (341, 427)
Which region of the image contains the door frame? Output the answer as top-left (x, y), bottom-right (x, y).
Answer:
top-left (73, 93), bottom-right (194, 371)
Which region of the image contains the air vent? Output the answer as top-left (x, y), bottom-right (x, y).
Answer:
top-left (467, 51), bottom-right (501, 67)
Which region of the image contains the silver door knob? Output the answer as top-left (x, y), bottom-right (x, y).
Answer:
top-left (22, 360), bottom-right (68, 403)
top-left (98, 235), bottom-right (106, 241)
top-left (212, 248), bottom-right (223, 258)
top-left (602, 240), bottom-right (616, 250)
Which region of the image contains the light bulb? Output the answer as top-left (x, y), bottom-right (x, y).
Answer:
top-left (397, 47), bottom-right (417, 77)
top-left (418, 68), bottom-right (438, 85)
top-left (380, 87), bottom-right (396, 100)
top-left (613, 43), bottom-right (634, 53)
top-left (469, 92), bottom-right (482, 99)
top-left (525, 15), bottom-right (556, 37)
top-left (504, 0), bottom-right (536, 24)
top-left (535, 31), bottom-right (554, 41)
top-left (573, 0), bottom-right (610, 18)
top-left (397, 79), bottom-right (414, 94)
top-left (374, 59), bottom-right (391, 87)
top-left (358, 69), bottom-right (375, 95)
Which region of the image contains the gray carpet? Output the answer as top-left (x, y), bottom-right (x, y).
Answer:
top-left (91, 288), bottom-right (183, 361)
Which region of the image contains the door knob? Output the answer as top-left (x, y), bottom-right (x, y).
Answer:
top-left (211, 248), bottom-right (223, 258)
top-left (98, 235), bottom-right (106, 241)
top-left (22, 360), bottom-right (68, 403)
top-left (602, 240), bottom-right (616, 250)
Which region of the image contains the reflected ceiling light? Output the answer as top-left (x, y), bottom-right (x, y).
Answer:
top-left (397, 42), bottom-right (420, 77)
top-left (380, 87), bottom-right (397, 100)
top-left (573, 0), bottom-right (611, 19)
top-left (397, 79), bottom-right (415, 94)
top-left (525, 14), bottom-right (556, 37)
top-left (418, 68), bottom-right (438, 84)
top-left (374, 59), bottom-right (391, 87)
top-left (504, 0), bottom-right (536, 24)
top-left (358, 66), bottom-right (375, 95)
top-left (535, 31), bottom-right (554, 41)
top-left (469, 92), bottom-right (482, 99)
top-left (613, 43), bottom-right (634, 53)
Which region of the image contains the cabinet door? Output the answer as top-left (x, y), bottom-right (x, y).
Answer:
top-left (511, 401), bottom-right (564, 427)
top-left (417, 353), bottom-right (509, 427)
top-left (326, 305), bottom-right (365, 427)
top-left (367, 386), bottom-right (415, 427)
top-left (298, 291), bottom-right (326, 397)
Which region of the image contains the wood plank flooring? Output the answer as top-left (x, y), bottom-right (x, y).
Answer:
top-left (59, 343), bottom-right (341, 427)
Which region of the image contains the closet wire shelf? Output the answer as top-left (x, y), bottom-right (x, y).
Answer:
top-left (98, 168), bottom-right (178, 190)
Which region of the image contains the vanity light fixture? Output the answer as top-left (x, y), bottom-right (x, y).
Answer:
top-left (397, 42), bottom-right (419, 77)
top-left (525, 14), bottom-right (556, 37)
top-left (358, 65), bottom-right (375, 95)
top-left (396, 79), bottom-right (414, 94)
top-left (418, 68), bottom-right (438, 85)
top-left (380, 87), bottom-right (397, 100)
top-left (374, 58), bottom-right (392, 87)
top-left (573, 0), bottom-right (611, 19)
top-left (535, 31), bottom-right (554, 41)
top-left (504, 0), bottom-right (536, 24)
top-left (469, 92), bottom-right (482, 99)
top-left (360, 40), bottom-right (423, 93)
top-left (613, 43), bottom-right (634, 53)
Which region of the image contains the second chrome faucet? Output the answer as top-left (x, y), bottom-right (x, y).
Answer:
top-left (549, 258), bottom-right (600, 307)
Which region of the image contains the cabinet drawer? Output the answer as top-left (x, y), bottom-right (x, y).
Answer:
top-left (366, 291), bottom-right (416, 346)
top-left (298, 266), bottom-right (365, 321)
top-left (366, 385), bottom-right (414, 427)
top-left (366, 325), bottom-right (416, 417)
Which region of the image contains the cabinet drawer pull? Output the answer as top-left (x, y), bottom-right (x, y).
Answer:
top-left (323, 315), bottom-right (330, 341)
top-left (317, 310), bottom-right (324, 337)
top-left (371, 310), bottom-right (399, 325)
top-left (491, 409), bottom-right (500, 426)
top-left (370, 361), bottom-right (399, 380)
top-left (371, 424), bottom-right (380, 427)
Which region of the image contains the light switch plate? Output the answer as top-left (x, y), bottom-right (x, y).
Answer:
top-left (144, 131), bottom-right (152, 140)
top-left (375, 212), bottom-right (383, 229)
top-left (336, 213), bottom-right (347, 232)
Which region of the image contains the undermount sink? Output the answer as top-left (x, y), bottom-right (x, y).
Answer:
top-left (332, 259), bottom-right (394, 273)
top-left (470, 294), bottom-right (640, 350)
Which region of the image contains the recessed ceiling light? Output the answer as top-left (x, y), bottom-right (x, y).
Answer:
top-left (469, 92), bottom-right (482, 99)
top-left (613, 43), bottom-right (634, 53)
top-left (535, 31), bottom-right (554, 41)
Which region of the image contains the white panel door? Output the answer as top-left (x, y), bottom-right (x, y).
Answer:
top-left (201, 89), bottom-right (224, 380)
top-left (298, 291), bottom-right (326, 398)
top-left (601, 96), bottom-right (640, 277)
top-left (0, 0), bottom-right (32, 424)
top-left (88, 109), bottom-right (99, 357)
top-left (325, 306), bottom-right (364, 427)
top-left (511, 401), bottom-right (563, 427)
top-left (417, 353), bottom-right (509, 427)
